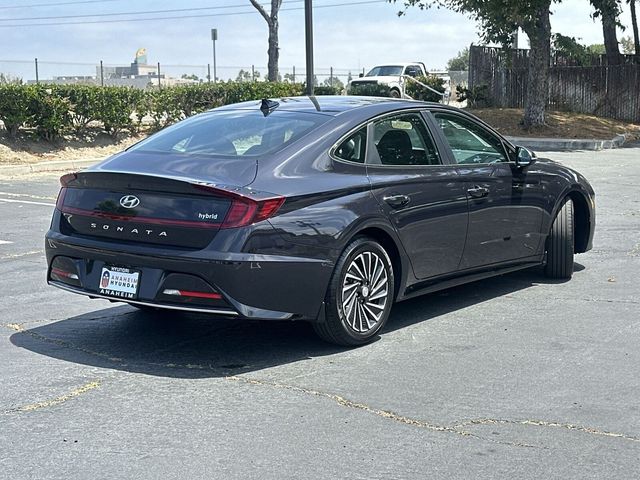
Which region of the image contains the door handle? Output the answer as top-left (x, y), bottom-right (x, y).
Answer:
top-left (467, 185), bottom-right (489, 199)
top-left (383, 194), bottom-right (410, 208)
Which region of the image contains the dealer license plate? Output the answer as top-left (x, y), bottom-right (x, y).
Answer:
top-left (98, 266), bottom-right (140, 300)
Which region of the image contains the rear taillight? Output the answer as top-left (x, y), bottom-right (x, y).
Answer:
top-left (220, 196), bottom-right (285, 229)
top-left (195, 184), bottom-right (285, 229)
top-left (55, 188), bottom-right (67, 209)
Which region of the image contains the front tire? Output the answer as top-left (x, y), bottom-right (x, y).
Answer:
top-left (390, 89), bottom-right (401, 98)
top-left (544, 198), bottom-right (574, 279)
top-left (314, 237), bottom-right (394, 346)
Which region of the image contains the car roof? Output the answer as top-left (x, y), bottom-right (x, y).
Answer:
top-left (214, 95), bottom-right (445, 117)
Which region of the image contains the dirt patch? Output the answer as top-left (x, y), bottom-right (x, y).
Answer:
top-left (468, 108), bottom-right (640, 140)
top-left (0, 128), bottom-right (145, 165)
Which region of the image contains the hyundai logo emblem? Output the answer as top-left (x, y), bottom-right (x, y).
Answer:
top-left (119, 195), bottom-right (140, 209)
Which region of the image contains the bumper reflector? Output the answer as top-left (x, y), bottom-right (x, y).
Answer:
top-left (51, 267), bottom-right (79, 280)
top-left (162, 289), bottom-right (222, 300)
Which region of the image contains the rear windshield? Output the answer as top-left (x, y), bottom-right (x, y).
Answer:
top-left (129, 109), bottom-right (329, 157)
top-left (366, 66), bottom-right (403, 77)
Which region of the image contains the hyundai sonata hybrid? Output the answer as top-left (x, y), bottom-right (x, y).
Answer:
top-left (46, 96), bottom-right (595, 346)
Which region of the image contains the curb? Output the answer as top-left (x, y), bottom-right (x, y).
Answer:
top-left (0, 157), bottom-right (104, 177)
top-left (505, 134), bottom-right (627, 151)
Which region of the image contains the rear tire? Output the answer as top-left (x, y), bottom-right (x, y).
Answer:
top-left (544, 198), bottom-right (574, 279)
top-left (313, 237), bottom-right (394, 346)
top-left (390, 89), bottom-right (401, 98)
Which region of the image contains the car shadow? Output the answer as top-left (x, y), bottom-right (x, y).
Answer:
top-left (10, 265), bottom-right (581, 379)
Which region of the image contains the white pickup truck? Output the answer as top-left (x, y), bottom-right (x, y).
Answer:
top-left (347, 62), bottom-right (428, 98)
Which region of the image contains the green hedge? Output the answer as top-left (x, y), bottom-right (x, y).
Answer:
top-left (404, 75), bottom-right (446, 102)
top-left (0, 81), bottom-right (307, 140)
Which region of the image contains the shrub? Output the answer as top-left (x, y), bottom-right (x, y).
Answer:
top-left (404, 75), bottom-right (446, 102)
top-left (313, 86), bottom-right (342, 95)
top-left (456, 84), bottom-right (490, 108)
top-left (29, 86), bottom-right (71, 140)
top-left (0, 84), bottom-right (34, 137)
top-left (348, 83), bottom-right (392, 97)
top-left (95, 87), bottom-right (144, 137)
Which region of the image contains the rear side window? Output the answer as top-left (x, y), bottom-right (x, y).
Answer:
top-left (432, 112), bottom-right (508, 164)
top-left (130, 110), bottom-right (329, 157)
top-left (334, 127), bottom-right (367, 163)
top-left (370, 113), bottom-right (441, 166)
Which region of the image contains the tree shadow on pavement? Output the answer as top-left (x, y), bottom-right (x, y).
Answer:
top-left (10, 264), bottom-right (581, 379)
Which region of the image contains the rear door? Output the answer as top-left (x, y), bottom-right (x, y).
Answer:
top-left (428, 110), bottom-right (544, 269)
top-left (365, 111), bottom-right (468, 280)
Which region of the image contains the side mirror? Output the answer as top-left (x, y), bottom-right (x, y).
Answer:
top-left (358, 73), bottom-right (364, 78)
top-left (515, 146), bottom-right (535, 168)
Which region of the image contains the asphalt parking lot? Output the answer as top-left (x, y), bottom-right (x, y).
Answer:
top-left (1, 147), bottom-right (639, 479)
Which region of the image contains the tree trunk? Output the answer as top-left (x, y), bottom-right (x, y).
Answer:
top-left (523, 2), bottom-right (551, 128)
top-left (267, 16), bottom-right (279, 81)
top-left (601, 5), bottom-right (622, 64)
top-left (249, 0), bottom-right (281, 82)
top-left (631, 0), bottom-right (640, 55)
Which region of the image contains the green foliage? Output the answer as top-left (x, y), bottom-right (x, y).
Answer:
top-left (456, 84), bottom-right (489, 107)
top-left (348, 83), bottom-right (392, 97)
top-left (552, 33), bottom-right (592, 65)
top-left (322, 76), bottom-right (345, 91)
top-left (587, 43), bottom-right (606, 54)
top-left (53, 84), bottom-right (100, 133)
top-left (404, 75), bottom-right (445, 102)
top-left (95, 87), bottom-right (144, 138)
top-left (0, 82), bottom-right (305, 139)
top-left (0, 84), bottom-right (34, 137)
top-left (29, 87), bottom-right (71, 140)
top-left (314, 86), bottom-right (342, 95)
top-left (620, 36), bottom-right (635, 54)
top-left (446, 47), bottom-right (470, 71)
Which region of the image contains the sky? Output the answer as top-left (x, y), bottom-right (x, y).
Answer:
top-left (0, 0), bottom-right (636, 82)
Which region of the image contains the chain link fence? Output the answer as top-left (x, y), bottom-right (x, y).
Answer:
top-left (0, 59), bottom-right (363, 90)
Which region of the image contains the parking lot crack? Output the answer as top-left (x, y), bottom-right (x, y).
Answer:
top-left (226, 375), bottom-right (538, 448)
top-left (3, 380), bottom-right (100, 414)
top-left (452, 418), bottom-right (640, 443)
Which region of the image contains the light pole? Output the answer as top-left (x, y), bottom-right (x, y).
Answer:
top-left (304, 0), bottom-right (314, 95)
top-left (211, 28), bottom-right (218, 83)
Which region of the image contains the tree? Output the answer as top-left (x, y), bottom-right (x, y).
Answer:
top-left (587, 43), bottom-right (606, 54)
top-left (395, 0), bottom-right (557, 127)
top-left (235, 69), bottom-right (261, 82)
top-left (249, 0), bottom-right (282, 81)
top-left (181, 73), bottom-right (199, 81)
top-left (591, 0), bottom-right (622, 64)
top-left (630, 0), bottom-right (640, 54)
top-left (446, 47), bottom-right (470, 70)
top-left (323, 76), bottom-right (345, 90)
top-left (621, 35), bottom-right (635, 53)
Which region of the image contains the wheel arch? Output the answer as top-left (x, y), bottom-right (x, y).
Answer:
top-left (352, 225), bottom-right (406, 301)
top-left (551, 189), bottom-right (592, 254)
top-left (567, 190), bottom-right (591, 254)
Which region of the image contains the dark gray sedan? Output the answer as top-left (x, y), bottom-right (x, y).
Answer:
top-left (46, 96), bottom-right (595, 346)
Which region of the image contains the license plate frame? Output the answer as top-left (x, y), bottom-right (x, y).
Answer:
top-left (98, 265), bottom-right (141, 300)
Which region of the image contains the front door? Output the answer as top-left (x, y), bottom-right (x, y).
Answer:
top-left (429, 110), bottom-right (544, 269)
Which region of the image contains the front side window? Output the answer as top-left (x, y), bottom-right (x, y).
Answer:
top-left (432, 112), bottom-right (508, 164)
top-left (334, 127), bottom-right (367, 163)
top-left (370, 113), bottom-right (441, 166)
top-left (130, 110), bottom-right (329, 158)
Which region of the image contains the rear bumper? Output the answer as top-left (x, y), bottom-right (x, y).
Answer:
top-left (45, 231), bottom-right (334, 321)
